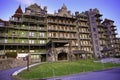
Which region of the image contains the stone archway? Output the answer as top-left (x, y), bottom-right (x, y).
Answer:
top-left (58, 52), bottom-right (68, 60)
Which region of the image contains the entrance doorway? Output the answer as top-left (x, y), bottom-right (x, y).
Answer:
top-left (41, 54), bottom-right (46, 62)
top-left (58, 52), bottom-right (67, 60)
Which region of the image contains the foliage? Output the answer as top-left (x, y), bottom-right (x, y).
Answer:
top-left (6, 52), bottom-right (17, 58)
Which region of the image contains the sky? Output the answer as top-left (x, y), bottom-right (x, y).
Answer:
top-left (0, 0), bottom-right (120, 37)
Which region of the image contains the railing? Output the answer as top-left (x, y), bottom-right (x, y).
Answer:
top-left (79, 25), bottom-right (88, 27)
top-left (79, 31), bottom-right (90, 34)
top-left (80, 37), bottom-right (91, 40)
top-left (8, 25), bottom-right (47, 31)
top-left (48, 21), bottom-right (76, 26)
top-left (0, 40), bottom-right (47, 45)
top-left (78, 18), bottom-right (88, 21)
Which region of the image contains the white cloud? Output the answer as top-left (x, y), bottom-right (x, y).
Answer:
top-left (16, 0), bottom-right (36, 5)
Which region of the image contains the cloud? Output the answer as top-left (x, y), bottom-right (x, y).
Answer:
top-left (16, 0), bottom-right (36, 5)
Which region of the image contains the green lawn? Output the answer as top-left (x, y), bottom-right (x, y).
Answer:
top-left (18, 60), bottom-right (120, 80)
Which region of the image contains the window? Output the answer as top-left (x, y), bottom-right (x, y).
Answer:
top-left (29, 40), bottom-right (31, 44)
top-left (12, 31), bottom-right (15, 35)
top-left (53, 33), bottom-right (56, 37)
top-left (29, 40), bottom-right (34, 44)
top-left (40, 40), bottom-right (45, 44)
top-left (65, 27), bottom-right (67, 30)
top-left (22, 24), bottom-right (25, 27)
top-left (93, 28), bottom-right (96, 32)
top-left (14, 17), bottom-right (18, 21)
top-left (22, 40), bottom-right (24, 43)
top-left (111, 45), bottom-right (114, 47)
top-left (22, 50), bottom-right (24, 52)
top-left (30, 50), bottom-right (35, 52)
top-left (40, 33), bottom-right (45, 37)
top-left (31, 10), bottom-right (34, 13)
top-left (29, 32), bottom-right (34, 36)
top-left (49, 33), bottom-right (52, 37)
top-left (66, 34), bottom-right (68, 38)
top-left (5, 39), bottom-right (8, 43)
top-left (22, 32), bottom-right (24, 35)
top-left (29, 26), bottom-right (34, 29)
top-left (0, 22), bottom-right (4, 27)
top-left (32, 40), bottom-right (34, 44)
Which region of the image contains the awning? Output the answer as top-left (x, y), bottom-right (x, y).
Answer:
top-left (46, 40), bottom-right (69, 48)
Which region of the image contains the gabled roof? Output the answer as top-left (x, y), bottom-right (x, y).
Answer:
top-left (0, 19), bottom-right (4, 22)
top-left (25, 3), bottom-right (47, 15)
top-left (27, 3), bottom-right (41, 10)
top-left (13, 5), bottom-right (23, 17)
top-left (15, 5), bottom-right (23, 14)
top-left (61, 4), bottom-right (67, 9)
top-left (0, 19), bottom-right (8, 22)
top-left (55, 4), bottom-right (72, 17)
top-left (79, 12), bottom-right (88, 17)
top-left (104, 18), bottom-right (114, 23)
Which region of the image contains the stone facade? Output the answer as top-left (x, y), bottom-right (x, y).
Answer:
top-left (0, 58), bottom-right (27, 70)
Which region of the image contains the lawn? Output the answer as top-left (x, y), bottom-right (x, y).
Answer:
top-left (17, 60), bottom-right (120, 80)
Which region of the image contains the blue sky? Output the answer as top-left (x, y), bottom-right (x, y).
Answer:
top-left (0, 0), bottom-right (120, 36)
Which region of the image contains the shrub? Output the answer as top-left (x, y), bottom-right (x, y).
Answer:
top-left (6, 52), bottom-right (17, 58)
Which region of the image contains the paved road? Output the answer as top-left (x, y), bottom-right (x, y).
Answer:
top-left (0, 67), bottom-right (23, 80)
top-left (47, 67), bottom-right (120, 80)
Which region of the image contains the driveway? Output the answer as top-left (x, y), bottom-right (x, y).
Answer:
top-left (0, 67), bottom-right (23, 80)
top-left (47, 67), bottom-right (120, 80)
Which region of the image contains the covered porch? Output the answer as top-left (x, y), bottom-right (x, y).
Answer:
top-left (46, 40), bottom-right (71, 61)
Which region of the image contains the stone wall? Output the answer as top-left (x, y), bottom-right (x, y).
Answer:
top-left (0, 58), bottom-right (27, 70)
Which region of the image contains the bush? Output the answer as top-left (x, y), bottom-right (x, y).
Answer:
top-left (6, 52), bottom-right (17, 58)
top-left (114, 55), bottom-right (120, 58)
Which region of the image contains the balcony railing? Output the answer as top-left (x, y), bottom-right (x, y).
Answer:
top-left (48, 21), bottom-right (76, 26)
top-left (79, 25), bottom-right (88, 28)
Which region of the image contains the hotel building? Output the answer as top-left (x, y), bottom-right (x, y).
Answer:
top-left (0, 3), bottom-right (120, 62)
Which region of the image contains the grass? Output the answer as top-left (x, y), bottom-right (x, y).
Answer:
top-left (18, 60), bottom-right (120, 80)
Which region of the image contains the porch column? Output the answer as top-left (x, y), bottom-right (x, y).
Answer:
top-left (52, 41), bottom-right (55, 61)
top-left (69, 40), bottom-right (72, 61)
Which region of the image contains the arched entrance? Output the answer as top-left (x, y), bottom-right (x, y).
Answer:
top-left (58, 52), bottom-right (67, 60)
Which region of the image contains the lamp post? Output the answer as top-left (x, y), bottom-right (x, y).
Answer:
top-left (26, 55), bottom-right (29, 71)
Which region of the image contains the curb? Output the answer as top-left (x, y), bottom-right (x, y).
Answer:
top-left (12, 63), bottom-right (42, 76)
